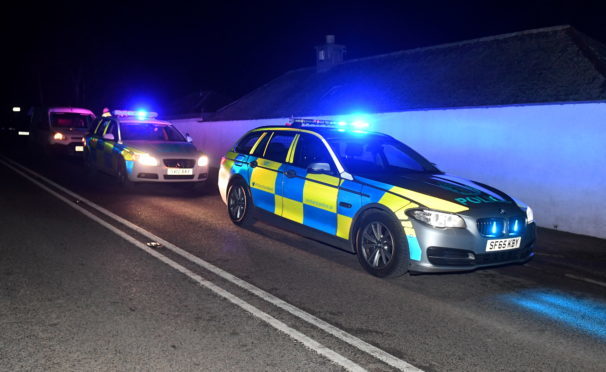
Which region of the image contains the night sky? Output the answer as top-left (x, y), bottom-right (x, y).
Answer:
top-left (3, 0), bottom-right (606, 114)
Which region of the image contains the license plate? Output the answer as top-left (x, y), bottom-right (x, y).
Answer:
top-left (75, 146), bottom-right (84, 152)
top-left (486, 237), bottom-right (521, 252)
top-left (167, 168), bottom-right (193, 175)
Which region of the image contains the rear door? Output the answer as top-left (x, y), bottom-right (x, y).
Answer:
top-left (249, 131), bottom-right (297, 214)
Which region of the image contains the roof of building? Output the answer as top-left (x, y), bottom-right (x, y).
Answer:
top-left (213, 25), bottom-right (606, 121)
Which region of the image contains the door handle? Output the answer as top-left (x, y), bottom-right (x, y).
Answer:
top-left (285, 169), bottom-right (296, 178)
top-left (339, 202), bottom-right (352, 208)
top-left (250, 160), bottom-right (258, 168)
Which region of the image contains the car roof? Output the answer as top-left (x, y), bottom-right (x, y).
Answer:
top-left (251, 125), bottom-right (392, 139)
top-left (48, 107), bottom-right (95, 115)
top-left (119, 118), bottom-right (172, 125)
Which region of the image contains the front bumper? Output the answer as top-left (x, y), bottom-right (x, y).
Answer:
top-left (50, 142), bottom-right (85, 156)
top-left (126, 159), bottom-right (209, 183)
top-left (407, 219), bottom-right (536, 273)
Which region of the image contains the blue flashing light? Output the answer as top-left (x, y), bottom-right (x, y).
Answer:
top-left (512, 219), bottom-right (519, 233)
top-left (501, 289), bottom-right (606, 340)
top-left (351, 120), bottom-right (369, 129)
top-left (136, 110), bottom-right (148, 120)
top-left (491, 221), bottom-right (498, 235)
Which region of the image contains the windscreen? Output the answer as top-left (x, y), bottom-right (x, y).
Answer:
top-left (50, 113), bottom-right (94, 128)
top-left (326, 133), bottom-right (440, 175)
top-left (120, 123), bottom-right (186, 142)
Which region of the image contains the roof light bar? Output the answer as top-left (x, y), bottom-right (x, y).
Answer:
top-left (112, 110), bottom-right (158, 119)
top-left (287, 117), bottom-right (370, 130)
top-left (287, 118), bottom-right (342, 128)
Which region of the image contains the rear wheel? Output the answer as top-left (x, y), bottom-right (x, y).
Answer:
top-left (355, 210), bottom-right (409, 277)
top-left (227, 181), bottom-right (254, 226)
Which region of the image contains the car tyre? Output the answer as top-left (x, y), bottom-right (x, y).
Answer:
top-left (355, 210), bottom-right (409, 278)
top-left (117, 159), bottom-right (135, 190)
top-left (227, 181), bottom-right (254, 226)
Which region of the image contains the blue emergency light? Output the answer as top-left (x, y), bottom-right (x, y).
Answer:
top-left (288, 118), bottom-right (370, 130)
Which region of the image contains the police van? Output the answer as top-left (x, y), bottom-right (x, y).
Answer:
top-left (28, 107), bottom-right (96, 156)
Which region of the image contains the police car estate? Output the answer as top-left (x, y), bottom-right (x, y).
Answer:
top-left (218, 118), bottom-right (536, 277)
top-left (84, 110), bottom-right (209, 188)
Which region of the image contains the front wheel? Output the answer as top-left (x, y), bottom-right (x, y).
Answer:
top-left (227, 181), bottom-right (254, 226)
top-left (355, 211), bottom-right (409, 278)
top-left (117, 160), bottom-right (135, 190)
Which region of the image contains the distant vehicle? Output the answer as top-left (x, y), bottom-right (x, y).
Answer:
top-left (0, 107), bottom-right (30, 149)
top-left (83, 110), bottom-right (209, 189)
top-left (28, 107), bottom-right (96, 156)
top-left (218, 118), bottom-right (536, 277)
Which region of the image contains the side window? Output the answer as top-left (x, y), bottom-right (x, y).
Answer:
top-left (105, 120), bottom-right (118, 139)
top-left (234, 131), bottom-right (263, 154)
top-left (264, 132), bottom-right (296, 162)
top-left (90, 119), bottom-right (102, 135)
top-left (251, 132), bottom-right (270, 157)
top-left (293, 134), bottom-right (335, 171)
top-left (95, 120), bottom-right (110, 136)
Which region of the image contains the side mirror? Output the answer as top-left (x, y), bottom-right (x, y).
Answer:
top-left (185, 133), bottom-right (193, 143)
top-left (103, 133), bottom-right (115, 141)
top-left (307, 162), bottom-right (332, 174)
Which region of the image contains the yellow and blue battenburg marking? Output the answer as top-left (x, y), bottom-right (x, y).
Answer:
top-left (220, 128), bottom-right (470, 262)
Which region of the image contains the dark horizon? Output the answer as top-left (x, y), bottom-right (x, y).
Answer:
top-left (4, 0), bottom-right (606, 115)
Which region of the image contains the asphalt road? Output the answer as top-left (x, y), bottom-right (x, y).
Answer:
top-left (1, 144), bottom-right (606, 371)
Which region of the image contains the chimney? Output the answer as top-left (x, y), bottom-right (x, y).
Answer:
top-left (315, 35), bottom-right (346, 72)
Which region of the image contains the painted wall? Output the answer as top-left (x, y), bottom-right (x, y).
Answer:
top-left (172, 102), bottom-right (606, 239)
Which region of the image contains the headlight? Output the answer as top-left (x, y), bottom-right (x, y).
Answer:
top-left (53, 132), bottom-right (65, 140)
top-left (409, 209), bottom-right (466, 228)
top-left (197, 155), bottom-right (209, 167)
top-left (137, 153), bottom-right (159, 166)
top-left (526, 206), bottom-right (534, 224)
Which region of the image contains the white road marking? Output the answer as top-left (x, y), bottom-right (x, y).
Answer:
top-left (565, 274), bottom-right (606, 288)
top-left (0, 157), bottom-right (366, 372)
top-left (2, 156), bottom-right (423, 371)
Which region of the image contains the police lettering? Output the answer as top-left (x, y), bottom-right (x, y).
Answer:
top-left (455, 195), bottom-right (503, 205)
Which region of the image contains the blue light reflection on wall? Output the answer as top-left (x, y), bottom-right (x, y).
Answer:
top-left (501, 289), bottom-right (606, 340)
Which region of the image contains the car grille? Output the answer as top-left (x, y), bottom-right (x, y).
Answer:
top-left (477, 217), bottom-right (525, 238)
top-left (163, 159), bottom-right (195, 168)
top-left (427, 242), bottom-right (534, 267)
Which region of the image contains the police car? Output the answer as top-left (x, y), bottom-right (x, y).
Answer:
top-left (84, 110), bottom-right (209, 188)
top-left (218, 118), bottom-right (536, 277)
